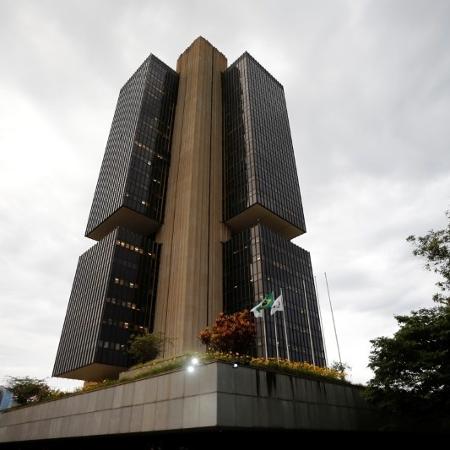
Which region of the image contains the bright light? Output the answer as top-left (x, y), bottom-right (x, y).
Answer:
top-left (191, 357), bottom-right (199, 366)
top-left (233, 363), bottom-right (238, 368)
top-left (187, 365), bottom-right (195, 373)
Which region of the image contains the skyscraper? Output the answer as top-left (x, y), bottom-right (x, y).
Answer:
top-left (53, 37), bottom-right (326, 381)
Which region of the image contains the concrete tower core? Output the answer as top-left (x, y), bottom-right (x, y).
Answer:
top-left (154, 37), bottom-right (231, 357)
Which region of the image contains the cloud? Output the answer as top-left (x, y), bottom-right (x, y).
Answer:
top-left (1, 0), bottom-right (449, 388)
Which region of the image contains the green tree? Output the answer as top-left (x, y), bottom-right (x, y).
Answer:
top-left (127, 332), bottom-right (165, 364)
top-left (367, 211), bottom-right (450, 431)
top-left (6, 377), bottom-right (61, 405)
top-left (330, 361), bottom-right (351, 379)
top-left (199, 310), bottom-right (256, 355)
top-left (406, 210), bottom-right (450, 304)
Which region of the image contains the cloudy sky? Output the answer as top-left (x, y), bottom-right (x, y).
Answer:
top-left (1, 0), bottom-right (449, 390)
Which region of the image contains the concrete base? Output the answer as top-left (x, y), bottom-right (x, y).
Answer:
top-left (0, 362), bottom-right (380, 444)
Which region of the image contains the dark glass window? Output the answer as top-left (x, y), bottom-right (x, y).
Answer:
top-left (222, 53), bottom-right (306, 233)
top-left (223, 224), bottom-right (326, 367)
top-left (86, 55), bottom-right (178, 238)
top-left (53, 227), bottom-right (161, 376)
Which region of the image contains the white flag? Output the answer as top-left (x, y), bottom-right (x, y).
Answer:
top-left (251, 301), bottom-right (264, 318)
top-left (270, 294), bottom-right (284, 315)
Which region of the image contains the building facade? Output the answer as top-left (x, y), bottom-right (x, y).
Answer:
top-left (53, 37), bottom-right (325, 380)
top-left (222, 53), bottom-right (306, 238)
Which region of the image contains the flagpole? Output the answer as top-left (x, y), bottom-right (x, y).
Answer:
top-left (314, 275), bottom-right (328, 366)
top-left (303, 279), bottom-right (316, 366)
top-left (261, 311), bottom-right (268, 360)
top-left (324, 272), bottom-right (342, 365)
top-left (274, 312), bottom-right (280, 361)
top-left (280, 288), bottom-right (291, 361)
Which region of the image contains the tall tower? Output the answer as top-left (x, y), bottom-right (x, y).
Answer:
top-left (53, 37), bottom-right (325, 381)
top-left (153, 39), bottom-right (230, 357)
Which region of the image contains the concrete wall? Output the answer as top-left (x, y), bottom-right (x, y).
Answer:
top-left (154, 37), bottom-right (231, 357)
top-left (0, 362), bottom-right (378, 443)
top-left (216, 363), bottom-right (376, 431)
top-left (0, 364), bottom-right (218, 443)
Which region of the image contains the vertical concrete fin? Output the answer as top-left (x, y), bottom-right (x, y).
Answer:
top-left (155, 39), bottom-right (229, 356)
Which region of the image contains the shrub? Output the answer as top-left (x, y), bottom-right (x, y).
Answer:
top-left (6, 377), bottom-right (61, 405)
top-left (127, 332), bottom-right (165, 364)
top-left (199, 310), bottom-right (256, 354)
top-left (203, 351), bottom-right (346, 382)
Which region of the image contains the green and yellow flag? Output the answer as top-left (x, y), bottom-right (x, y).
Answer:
top-left (251, 292), bottom-right (275, 318)
top-left (260, 292), bottom-right (275, 310)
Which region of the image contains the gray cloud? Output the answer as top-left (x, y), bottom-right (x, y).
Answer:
top-left (1, 0), bottom-right (449, 387)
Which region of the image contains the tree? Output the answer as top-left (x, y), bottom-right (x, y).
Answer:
top-left (6, 377), bottom-right (61, 405)
top-left (367, 211), bottom-right (450, 431)
top-left (330, 361), bottom-right (351, 378)
top-left (127, 332), bottom-right (165, 364)
top-left (406, 210), bottom-right (450, 304)
top-left (199, 310), bottom-right (256, 355)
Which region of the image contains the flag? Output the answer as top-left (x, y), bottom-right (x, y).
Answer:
top-left (270, 293), bottom-right (284, 316)
top-left (250, 292), bottom-right (275, 318)
top-left (250, 301), bottom-right (264, 318)
top-left (260, 292), bottom-right (275, 309)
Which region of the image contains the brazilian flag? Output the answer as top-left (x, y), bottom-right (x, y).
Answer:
top-left (251, 292), bottom-right (275, 318)
top-left (259, 292), bottom-right (275, 310)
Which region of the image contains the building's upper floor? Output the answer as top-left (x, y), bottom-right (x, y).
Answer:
top-left (85, 55), bottom-right (178, 241)
top-left (222, 52), bottom-right (306, 239)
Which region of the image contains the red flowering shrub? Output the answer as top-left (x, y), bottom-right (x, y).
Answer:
top-left (199, 310), bottom-right (256, 354)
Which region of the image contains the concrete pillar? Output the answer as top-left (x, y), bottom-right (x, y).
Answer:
top-left (154, 37), bottom-right (230, 356)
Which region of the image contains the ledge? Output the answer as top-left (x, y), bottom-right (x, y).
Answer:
top-left (225, 203), bottom-right (305, 240)
top-left (85, 206), bottom-right (160, 242)
top-left (0, 362), bottom-right (380, 443)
